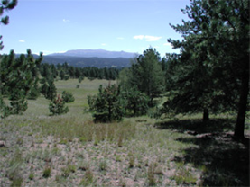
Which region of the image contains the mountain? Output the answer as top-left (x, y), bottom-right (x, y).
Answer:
top-left (48, 49), bottom-right (137, 58)
top-left (11, 49), bottom-right (137, 67)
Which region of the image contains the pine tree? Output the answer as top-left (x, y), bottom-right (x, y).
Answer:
top-left (0, 0), bottom-right (18, 50)
top-left (89, 84), bottom-right (124, 122)
top-left (122, 88), bottom-right (149, 116)
top-left (121, 48), bottom-right (164, 106)
top-left (41, 78), bottom-right (57, 101)
top-left (0, 49), bottom-right (42, 117)
top-left (49, 94), bottom-right (69, 115)
top-left (164, 0), bottom-right (249, 138)
top-left (62, 91), bottom-right (75, 102)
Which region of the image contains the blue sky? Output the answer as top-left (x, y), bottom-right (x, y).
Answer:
top-left (1, 0), bottom-right (190, 57)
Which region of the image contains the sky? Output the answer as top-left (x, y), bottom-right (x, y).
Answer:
top-left (1, 0), bottom-right (190, 57)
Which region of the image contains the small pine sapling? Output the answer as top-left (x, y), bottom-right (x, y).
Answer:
top-left (62, 91), bottom-right (75, 102)
top-left (49, 94), bottom-right (69, 115)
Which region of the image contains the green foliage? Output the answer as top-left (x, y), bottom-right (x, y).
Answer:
top-left (41, 78), bottom-right (57, 101)
top-left (8, 90), bottom-right (28, 114)
top-left (62, 91), bottom-right (75, 102)
top-left (0, 95), bottom-right (10, 118)
top-left (121, 88), bottom-right (149, 116)
top-left (11, 177), bottom-right (23, 187)
top-left (42, 167), bottom-right (51, 178)
top-left (0, 49), bottom-right (42, 117)
top-left (79, 75), bottom-right (84, 83)
top-left (49, 94), bottom-right (69, 115)
top-left (87, 95), bottom-right (97, 111)
top-left (28, 173), bottom-right (34, 180)
top-left (88, 84), bottom-right (124, 122)
top-left (27, 79), bottom-right (40, 100)
top-left (119, 48), bottom-right (164, 106)
top-left (164, 0), bottom-right (249, 132)
top-left (61, 165), bottom-right (77, 177)
top-left (0, 0), bottom-right (18, 50)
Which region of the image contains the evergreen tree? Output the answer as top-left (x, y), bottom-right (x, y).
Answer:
top-left (62, 91), bottom-right (75, 102)
top-left (164, 0), bottom-right (249, 138)
top-left (27, 78), bottom-right (40, 100)
top-left (49, 94), bottom-right (69, 115)
top-left (122, 88), bottom-right (149, 116)
top-left (59, 70), bottom-right (65, 80)
top-left (0, 49), bottom-right (42, 116)
top-left (41, 78), bottom-right (57, 101)
top-left (0, 0), bottom-right (18, 50)
top-left (89, 84), bottom-right (124, 122)
top-left (124, 48), bottom-right (164, 106)
top-left (79, 76), bottom-right (84, 83)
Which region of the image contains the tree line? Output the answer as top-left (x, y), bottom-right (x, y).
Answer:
top-left (0, 50), bottom-right (124, 117)
top-left (40, 62), bottom-right (121, 81)
top-left (0, 0), bottom-right (249, 139)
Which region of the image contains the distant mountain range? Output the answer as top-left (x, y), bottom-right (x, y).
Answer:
top-left (47, 49), bottom-right (137, 58)
top-left (14, 49), bottom-right (138, 68)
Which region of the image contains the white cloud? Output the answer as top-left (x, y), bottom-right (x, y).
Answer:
top-left (134, 35), bottom-right (145, 40)
top-left (63, 19), bottom-right (69, 23)
top-left (163, 42), bottom-right (171, 46)
top-left (19, 40), bottom-right (25, 42)
top-left (134, 35), bottom-right (162, 41)
top-left (101, 43), bottom-right (107, 46)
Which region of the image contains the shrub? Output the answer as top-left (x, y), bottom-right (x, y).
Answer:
top-left (49, 94), bottom-right (69, 115)
top-left (62, 91), bottom-right (75, 102)
top-left (42, 167), bottom-right (51, 178)
top-left (79, 76), bottom-right (84, 83)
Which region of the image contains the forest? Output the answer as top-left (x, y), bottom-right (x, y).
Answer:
top-left (0, 0), bottom-right (249, 186)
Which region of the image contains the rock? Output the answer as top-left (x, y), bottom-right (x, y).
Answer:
top-left (0, 140), bottom-right (5, 147)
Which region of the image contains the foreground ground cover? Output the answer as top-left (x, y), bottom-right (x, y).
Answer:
top-left (0, 79), bottom-right (249, 186)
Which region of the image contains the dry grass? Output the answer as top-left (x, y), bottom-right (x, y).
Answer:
top-left (0, 79), bottom-right (249, 186)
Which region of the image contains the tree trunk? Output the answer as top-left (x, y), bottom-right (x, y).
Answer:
top-left (234, 60), bottom-right (249, 139)
top-left (203, 108), bottom-right (209, 121)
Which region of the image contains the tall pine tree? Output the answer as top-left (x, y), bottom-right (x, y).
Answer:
top-left (164, 0), bottom-right (249, 138)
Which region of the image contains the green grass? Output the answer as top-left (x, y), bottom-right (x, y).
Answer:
top-left (0, 78), bottom-right (249, 187)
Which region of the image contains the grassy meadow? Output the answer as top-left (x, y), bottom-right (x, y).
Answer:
top-left (0, 79), bottom-right (249, 187)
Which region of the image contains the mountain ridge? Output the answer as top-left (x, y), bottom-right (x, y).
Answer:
top-left (47, 49), bottom-right (137, 58)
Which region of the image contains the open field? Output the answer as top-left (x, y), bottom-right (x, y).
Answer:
top-left (0, 79), bottom-right (249, 186)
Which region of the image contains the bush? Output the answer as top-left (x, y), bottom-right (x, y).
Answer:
top-left (42, 167), bottom-right (51, 178)
top-left (49, 94), bottom-right (69, 115)
top-left (62, 91), bottom-right (75, 102)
